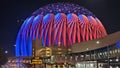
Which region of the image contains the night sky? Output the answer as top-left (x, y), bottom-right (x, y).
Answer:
top-left (0, 0), bottom-right (120, 57)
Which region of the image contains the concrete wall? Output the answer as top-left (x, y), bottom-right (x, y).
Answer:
top-left (71, 31), bottom-right (120, 53)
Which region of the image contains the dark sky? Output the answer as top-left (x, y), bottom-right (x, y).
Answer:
top-left (0, 0), bottom-right (120, 57)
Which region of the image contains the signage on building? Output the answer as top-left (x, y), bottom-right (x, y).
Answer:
top-left (46, 47), bottom-right (52, 56)
top-left (31, 57), bottom-right (42, 64)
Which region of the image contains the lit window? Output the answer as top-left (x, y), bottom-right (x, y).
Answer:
top-left (110, 66), bottom-right (112, 68)
top-left (116, 58), bottom-right (119, 62)
top-left (115, 49), bottom-right (117, 53)
top-left (110, 59), bottom-right (112, 62)
top-left (86, 48), bottom-right (89, 50)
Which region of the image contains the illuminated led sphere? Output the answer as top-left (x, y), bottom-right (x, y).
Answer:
top-left (16, 3), bottom-right (107, 56)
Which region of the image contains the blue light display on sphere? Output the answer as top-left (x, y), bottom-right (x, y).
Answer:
top-left (16, 3), bottom-right (107, 56)
top-left (116, 41), bottom-right (120, 48)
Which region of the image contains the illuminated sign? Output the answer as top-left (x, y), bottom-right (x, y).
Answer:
top-left (46, 47), bottom-right (52, 56)
top-left (31, 57), bottom-right (42, 64)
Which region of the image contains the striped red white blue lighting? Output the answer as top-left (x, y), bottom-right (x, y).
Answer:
top-left (16, 3), bottom-right (107, 56)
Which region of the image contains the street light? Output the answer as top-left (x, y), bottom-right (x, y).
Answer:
top-left (5, 50), bottom-right (8, 54)
top-left (96, 41), bottom-right (100, 44)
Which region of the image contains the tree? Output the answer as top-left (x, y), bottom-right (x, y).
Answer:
top-left (0, 47), bottom-right (8, 67)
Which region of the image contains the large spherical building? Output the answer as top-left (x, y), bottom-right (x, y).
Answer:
top-left (16, 3), bottom-right (107, 56)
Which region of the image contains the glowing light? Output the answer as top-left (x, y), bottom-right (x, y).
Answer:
top-left (16, 3), bottom-right (107, 56)
top-left (14, 44), bottom-right (16, 47)
top-left (5, 50), bottom-right (8, 54)
top-left (110, 59), bottom-right (112, 62)
top-left (77, 63), bottom-right (80, 66)
top-left (90, 64), bottom-right (94, 67)
top-left (110, 66), bottom-right (112, 68)
top-left (86, 48), bottom-right (89, 50)
top-left (116, 66), bottom-right (119, 68)
top-left (116, 58), bottom-right (119, 62)
top-left (96, 41), bottom-right (100, 44)
top-left (8, 60), bottom-right (11, 63)
top-left (116, 41), bottom-right (120, 48)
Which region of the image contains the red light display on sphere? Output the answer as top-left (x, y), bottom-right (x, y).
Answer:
top-left (16, 3), bottom-right (107, 56)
